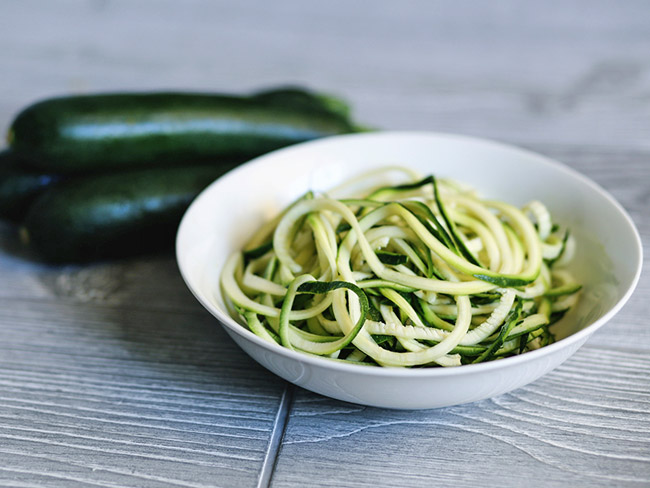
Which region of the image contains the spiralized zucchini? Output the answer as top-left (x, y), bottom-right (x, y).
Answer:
top-left (220, 167), bottom-right (580, 367)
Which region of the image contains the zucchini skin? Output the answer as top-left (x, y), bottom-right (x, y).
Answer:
top-left (251, 86), bottom-right (352, 121)
top-left (0, 150), bottom-right (62, 222)
top-left (9, 92), bottom-right (356, 173)
top-left (22, 164), bottom-right (236, 263)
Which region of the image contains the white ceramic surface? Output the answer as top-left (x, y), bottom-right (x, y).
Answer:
top-left (176, 132), bottom-right (643, 410)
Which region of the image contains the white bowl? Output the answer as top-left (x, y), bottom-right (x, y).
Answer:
top-left (176, 132), bottom-right (642, 409)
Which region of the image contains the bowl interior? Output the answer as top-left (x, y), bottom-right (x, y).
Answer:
top-left (177, 132), bottom-right (642, 366)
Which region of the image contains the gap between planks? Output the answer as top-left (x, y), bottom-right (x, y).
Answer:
top-left (257, 385), bottom-right (294, 488)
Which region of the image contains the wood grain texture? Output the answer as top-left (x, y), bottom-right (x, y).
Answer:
top-left (0, 290), bottom-right (287, 487)
top-left (0, 1), bottom-right (648, 487)
top-left (274, 347), bottom-right (650, 488)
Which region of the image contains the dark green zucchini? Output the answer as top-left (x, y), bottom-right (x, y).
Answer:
top-left (0, 150), bottom-right (63, 222)
top-left (8, 92), bottom-right (356, 173)
top-left (251, 86), bottom-right (352, 121)
top-left (21, 163), bottom-right (237, 263)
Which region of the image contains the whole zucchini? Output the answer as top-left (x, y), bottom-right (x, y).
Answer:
top-left (0, 150), bottom-right (63, 222)
top-left (8, 92), bottom-right (356, 173)
top-left (251, 86), bottom-right (352, 121)
top-left (21, 164), bottom-right (237, 263)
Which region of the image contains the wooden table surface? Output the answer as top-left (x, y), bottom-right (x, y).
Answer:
top-left (1, 1), bottom-right (648, 487)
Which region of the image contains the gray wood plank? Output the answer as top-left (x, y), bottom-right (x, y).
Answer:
top-left (0, 247), bottom-right (217, 312)
top-left (273, 346), bottom-right (650, 487)
top-left (0, 288), bottom-right (287, 487)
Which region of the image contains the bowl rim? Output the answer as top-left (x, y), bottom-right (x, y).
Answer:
top-left (176, 130), bottom-right (644, 379)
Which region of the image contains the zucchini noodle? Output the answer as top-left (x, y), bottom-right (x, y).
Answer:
top-left (220, 167), bottom-right (581, 367)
